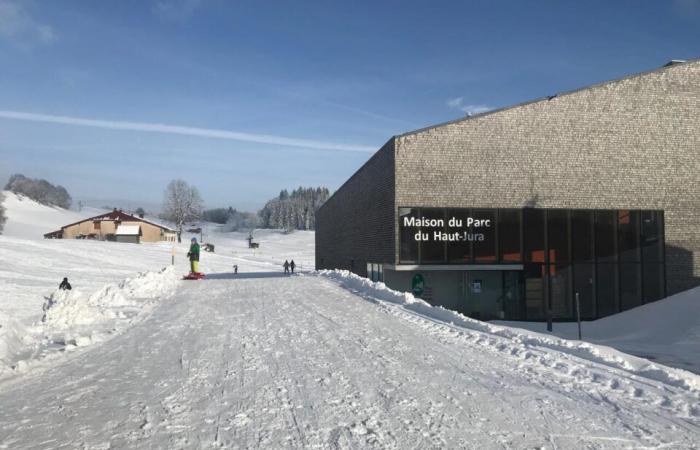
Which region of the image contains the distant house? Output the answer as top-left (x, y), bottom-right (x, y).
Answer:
top-left (44, 209), bottom-right (177, 243)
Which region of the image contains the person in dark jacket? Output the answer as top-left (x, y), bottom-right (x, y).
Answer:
top-left (290, 260), bottom-right (296, 274)
top-left (187, 237), bottom-right (201, 274)
top-left (283, 260), bottom-right (290, 274)
top-left (59, 277), bottom-right (72, 290)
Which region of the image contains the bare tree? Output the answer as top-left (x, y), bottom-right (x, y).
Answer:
top-left (0, 192), bottom-right (6, 235)
top-left (162, 180), bottom-right (204, 242)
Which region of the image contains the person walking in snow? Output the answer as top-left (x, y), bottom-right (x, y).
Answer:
top-left (290, 260), bottom-right (296, 274)
top-left (58, 277), bottom-right (72, 290)
top-left (187, 237), bottom-right (201, 274)
top-left (283, 260), bottom-right (290, 274)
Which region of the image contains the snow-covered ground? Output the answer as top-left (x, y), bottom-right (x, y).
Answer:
top-left (496, 287), bottom-right (700, 374)
top-left (1, 194), bottom-right (700, 448)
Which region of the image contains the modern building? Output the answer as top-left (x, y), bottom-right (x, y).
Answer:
top-left (44, 209), bottom-right (177, 243)
top-left (316, 59), bottom-right (700, 322)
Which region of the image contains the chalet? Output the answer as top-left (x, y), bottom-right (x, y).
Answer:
top-left (44, 209), bottom-right (177, 243)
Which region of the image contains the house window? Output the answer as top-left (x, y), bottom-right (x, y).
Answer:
top-left (94, 221), bottom-right (101, 230)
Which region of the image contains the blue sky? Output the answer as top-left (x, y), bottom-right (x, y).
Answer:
top-left (1, 0), bottom-right (699, 211)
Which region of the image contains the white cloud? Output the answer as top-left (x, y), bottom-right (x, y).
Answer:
top-left (0, 0), bottom-right (55, 46)
top-left (0, 110), bottom-right (376, 153)
top-left (152, 0), bottom-right (204, 22)
top-left (446, 97), bottom-right (464, 108)
top-left (446, 97), bottom-right (491, 116)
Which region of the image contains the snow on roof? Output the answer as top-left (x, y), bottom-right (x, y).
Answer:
top-left (115, 225), bottom-right (141, 236)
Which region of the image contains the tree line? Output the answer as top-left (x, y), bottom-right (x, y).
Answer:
top-left (4, 174), bottom-right (72, 209)
top-left (257, 187), bottom-right (329, 230)
top-left (161, 180), bottom-right (330, 234)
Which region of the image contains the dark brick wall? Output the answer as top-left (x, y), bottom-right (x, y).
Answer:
top-left (394, 61), bottom-right (700, 294)
top-left (315, 139), bottom-right (395, 275)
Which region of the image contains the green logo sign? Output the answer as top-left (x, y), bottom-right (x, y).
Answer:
top-left (412, 273), bottom-right (425, 296)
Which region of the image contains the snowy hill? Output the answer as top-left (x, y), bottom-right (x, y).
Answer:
top-left (1, 190), bottom-right (105, 239)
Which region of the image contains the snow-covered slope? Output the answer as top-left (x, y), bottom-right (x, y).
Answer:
top-left (496, 286), bottom-right (700, 373)
top-left (1, 191), bottom-right (105, 239)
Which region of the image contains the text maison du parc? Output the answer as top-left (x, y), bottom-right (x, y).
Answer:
top-left (403, 215), bottom-right (492, 242)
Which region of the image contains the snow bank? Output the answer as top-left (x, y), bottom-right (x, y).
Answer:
top-left (497, 285), bottom-right (700, 373)
top-left (0, 267), bottom-right (180, 379)
top-left (317, 269), bottom-right (700, 393)
top-left (0, 311), bottom-right (30, 372)
top-left (42, 266), bottom-right (179, 328)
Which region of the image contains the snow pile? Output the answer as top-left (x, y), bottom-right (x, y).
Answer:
top-left (317, 269), bottom-right (700, 393)
top-left (42, 266), bottom-right (179, 328)
top-left (0, 311), bottom-right (30, 372)
top-left (497, 285), bottom-right (700, 373)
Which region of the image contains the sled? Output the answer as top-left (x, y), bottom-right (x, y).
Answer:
top-left (183, 272), bottom-right (206, 280)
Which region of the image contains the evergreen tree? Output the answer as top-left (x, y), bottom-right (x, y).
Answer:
top-left (257, 186), bottom-right (330, 230)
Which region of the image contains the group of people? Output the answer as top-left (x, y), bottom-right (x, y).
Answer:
top-left (283, 259), bottom-right (296, 274)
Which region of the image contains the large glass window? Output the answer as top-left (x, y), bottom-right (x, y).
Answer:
top-left (641, 211), bottom-right (664, 263)
top-left (596, 263), bottom-right (618, 317)
top-left (571, 210), bottom-right (594, 262)
top-left (421, 208), bottom-right (446, 263)
top-left (524, 264), bottom-right (546, 320)
top-left (619, 263), bottom-right (642, 310)
top-left (550, 264), bottom-right (572, 319)
top-left (447, 208), bottom-right (472, 263)
top-left (473, 209), bottom-right (496, 263)
top-left (547, 210), bottom-right (569, 264)
top-left (524, 209), bottom-right (545, 263)
top-left (573, 264), bottom-right (596, 319)
top-left (595, 211), bottom-right (616, 263)
top-left (618, 210), bottom-right (640, 262)
top-left (399, 208), bottom-right (419, 263)
top-left (499, 209), bottom-right (521, 262)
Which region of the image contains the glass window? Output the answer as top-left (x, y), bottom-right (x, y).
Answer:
top-left (502, 271), bottom-right (524, 320)
top-left (499, 209), bottom-right (521, 262)
top-left (619, 263), bottom-right (642, 311)
top-left (573, 264), bottom-right (595, 319)
top-left (596, 263), bottom-right (618, 317)
top-left (399, 208), bottom-right (419, 263)
top-left (524, 209), bottom-right (545, 263)
top-left (641, 211), bottom-right (664, 263)
top-left (524, 263), bottom-right (546, 320)
top-left (549, 264), bottom-right (572, 319)
top-left (447, 208), bottom-right (472, 263)
top-left (643, 263), bottom-right (664, 304)
top-left (421, 208), bottom-right (446, 263)
top-left (618, 210), bottom-right (640, 262)
top-left (473, 209), bottom-right (496, 263)
top-left (366, 263), bottom-right (372, 279)
top-left (571, 210), bottom-right (594, 262)
top-left (377, 264), bottom-right (383, 283)
top-left (595, 211), bottom-right (616, 263)
top-left (547, 210), bottom-right (569, 263)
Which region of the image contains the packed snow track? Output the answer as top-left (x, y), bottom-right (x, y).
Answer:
top-left (1, 273), bottom-right (699, 449)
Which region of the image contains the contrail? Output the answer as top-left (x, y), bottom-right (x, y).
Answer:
top-left (0, 110), bottom-right (376, 153)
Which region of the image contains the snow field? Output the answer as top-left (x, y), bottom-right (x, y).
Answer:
top-left (2, 275), bottom-right (699, 448)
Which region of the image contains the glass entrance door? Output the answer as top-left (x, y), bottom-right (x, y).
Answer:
top-left (464, 271), bottom-right (504, 320)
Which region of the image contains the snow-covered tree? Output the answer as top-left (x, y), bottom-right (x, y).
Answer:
top-left (4, 174), bottom-right (72, 208)
top-left (258, 186), bottom-right (329, 230)
top-left (0, 191), bottom-right (6, 234)
top-left (162, 179), bottom-right (204, 242)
